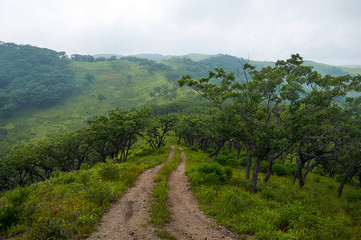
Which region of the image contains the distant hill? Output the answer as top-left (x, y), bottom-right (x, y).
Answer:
top-left (340, 65), bottom-right (361, 68)
top-left (1, 41), bottom-right (360, 151)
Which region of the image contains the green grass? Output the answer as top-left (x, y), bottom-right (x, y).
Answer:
top-left (184, 148), bottom-right (361, 240)
top-left (0, 59), bottom-right (176, 150)
top-left (149, 144), bottom-right (180, 239)
top-left (0, 144), bottom-right (171, 240)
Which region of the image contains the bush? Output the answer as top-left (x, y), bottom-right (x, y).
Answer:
top-left (275, 202), bottom-right (303, 231)
top-left (273, 164), bottom-right (287, 176)
top-left (286, 163), bottom-right (298, 176)
top-left (314, 176), bottom-right (322, 183)
top-left (213, 155), bottom-right (228, 166)
top-left (260, 161), bottom-right (269, 173)
top-left (206, 148), bottom-right (215, 154)
top-left (193, 163), bottom-right (230, 185)
top-left (189, 145), bottom-right (199, 151)
top-left (345, 191), bottom-right (361, 202)
top-left (313, 167), bottom-right (326, 176)
top-left (239, 157), bottom-right (248, 167)
top-left (336, 175), bottom-right (352, 184)
top-left (221, 190), bottom-right (254, 216)
top-left (98, 160), bottom-right (122, 182)
top-left (213, 154), bottom-right (239, 167)
top-left (0, 204), bottom-right (21, 231)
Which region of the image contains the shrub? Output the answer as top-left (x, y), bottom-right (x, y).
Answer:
top-left (336, 175), bottom-right (352, 184)
top-left (221, 190), bottom-right (254, 216)
top-left (345, 191), bottom-right (361, 202)
top-left (98, 160), bottom-right (122, 182)
top-left (0, 204), bottom-right (21, 231)
top-left (6, 186), bottom-right (31, 206)
top-left (224, 167), bottom-right (233, 181)
top-left (313, 167), bottom-right (326, 176)
top-left (273, 164), bottom-right (287, 176)
top-left (195, 163), bottom-right (228, 185)
top-left (213, 155), bottom-right (228, 166)
top-left (258, 184), bottom-right (276, 200)
top-left (206, 148), bottom-right (215, 154)
top-left (189, 145), bottom-right (199, 151)
top-left (314, 176), bottom-right (322, 183)
top-left (239, 157), bottom-right (248, 167)
top-left (275, 202), bottom-right (303, 231)
top-left (286, 163), bottom-right (298, 176)
top-left (260, 161), bottom-right (269, 173)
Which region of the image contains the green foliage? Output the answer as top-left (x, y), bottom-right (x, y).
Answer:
top-left (192, 163), bottom-right (232, 186)
top-left (98, 159), bottom-right (123, 181)
top-left (0, 42), bottom-right (74, 115)
top-left (273, 163), bottom-right (288, 176)
top-left (0, 144), bottom-right (168, 239)
top-left (213, 154), bottom-right (239, 167)
top-left (184, 148), bottom-right (361, 239)
top-left (345, 191), bottom-right (361, 202)
top-left (149, 145), bottom-right (180, 234)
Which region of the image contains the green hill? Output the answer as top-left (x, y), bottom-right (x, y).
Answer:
top-left (1, 42), bottom-right (360, 152)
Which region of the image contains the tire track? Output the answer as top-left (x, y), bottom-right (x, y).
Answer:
top-left (87, 145), bottom-right (175, 240)
top-left (165, 147), bottom-right (238, 240)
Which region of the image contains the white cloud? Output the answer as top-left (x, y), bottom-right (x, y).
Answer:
top-left (0, 0), bottom-right (360, 65)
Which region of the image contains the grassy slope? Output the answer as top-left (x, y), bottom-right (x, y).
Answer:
top-left (1, 55), bottom-right (359, 150)
top-left (184, 148), bottom-right (361, 239)
top-left (0, 60), bottom-right (170, 147)
top-left (0, 143), bottom-right (172, 239)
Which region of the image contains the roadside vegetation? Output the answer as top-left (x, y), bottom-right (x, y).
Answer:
top-left (149, 144), bottom-right (180, 239)
top-left (184, 147), bottom-right (361, 239)
top-left (2, 48), bottom-right (361, 239)
top-left (0, 145), bottom-right (170, 239)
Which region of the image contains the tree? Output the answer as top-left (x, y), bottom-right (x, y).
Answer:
top-left (179, 54), bottom-right (361, 193)
top-left (146, 114), bottom-right (177, 149)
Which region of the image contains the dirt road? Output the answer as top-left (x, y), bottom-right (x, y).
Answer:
top-left (165, 147), bottom-right (238, 240)
top-left (87, 146), bottom-right (238, 240)
top-left (87, 145), bottom-right (175, 240)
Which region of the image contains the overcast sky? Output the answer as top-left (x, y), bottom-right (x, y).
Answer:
top-left (1, 0), bottom-right (360, 65)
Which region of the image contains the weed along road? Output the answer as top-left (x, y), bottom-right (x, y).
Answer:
top-left (165, 147), bottom-right (238, 240)
top-left (87, 145), bottom-right (175, 240)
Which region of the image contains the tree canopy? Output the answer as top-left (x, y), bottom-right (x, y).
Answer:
top-left (0, 42), bottom-right (74, 115)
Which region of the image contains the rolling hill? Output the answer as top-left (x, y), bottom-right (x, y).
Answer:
top-left (1, 42), bottom-right (361, 152)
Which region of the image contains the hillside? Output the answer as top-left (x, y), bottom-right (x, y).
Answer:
top-left (1, 50), bottom-right (361, 239)
top-left (1, 42), bottom-right (361, 151)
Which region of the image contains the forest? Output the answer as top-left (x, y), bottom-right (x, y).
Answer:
top-left (1, 42), bottom-right (361, 239)
top-left (0, 42), bottom-right (74, 116)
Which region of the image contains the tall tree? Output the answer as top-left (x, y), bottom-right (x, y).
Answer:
top-left (179, 54), bottom-right (361, 193)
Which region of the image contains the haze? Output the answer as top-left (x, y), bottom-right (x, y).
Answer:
top-left (1, 0), bottom-right (360, 65)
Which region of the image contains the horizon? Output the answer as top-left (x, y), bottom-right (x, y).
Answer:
top-left (1, 0), bottom-right (361, 66)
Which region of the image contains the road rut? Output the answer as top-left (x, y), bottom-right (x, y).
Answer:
top-left (87, 145), bottom-right (175, 240)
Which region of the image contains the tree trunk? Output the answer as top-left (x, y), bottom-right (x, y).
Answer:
top-left (295, 163), bottom-right (305, 188)
top-left (303, 162), bottom-right (318, 184)
top-left (338, 172), bottom-right (353, 198)
top-left (209, 141), bottom-right (225, 157)
top-left (246, 154), bottom-right (252, 180)
top-left (338, 163), bottom-right (359, 197)
top-left (263, 162), bottom-right (272, 182)
top-left (250, 157), bottom-right (262, 193)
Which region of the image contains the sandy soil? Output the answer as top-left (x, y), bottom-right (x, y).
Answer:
top-left (164, 147), bottom-right (239, 240)
top-left (87, 146), bottom-right (240, 240)
top-left (87, 145), bottom-right (175, 240)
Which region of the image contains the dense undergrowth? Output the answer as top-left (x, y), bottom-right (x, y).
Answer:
top-left (184, 148), bottom-right (361, 240)
top-left (0, 145), bottom-right (170, 239)
top-left (149, 145), bottom-right (180, 239)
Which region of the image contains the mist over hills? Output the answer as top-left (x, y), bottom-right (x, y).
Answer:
top-left (1, 41), bottom-right (361, 150)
